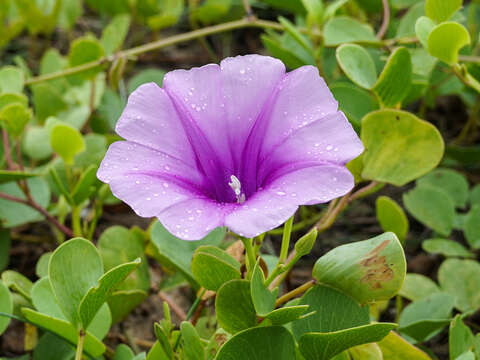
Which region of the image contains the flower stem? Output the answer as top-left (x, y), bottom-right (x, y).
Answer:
top-left (241, 237), bottom-right (256, 277)
top-left (279, 215), bottom-right (294, 263)
top-left (75, 330), bottom-right (85, 360)
top-left (253, 233), bottom-right (265, 256)
top-left (72, 206), bottom-right (83, 237)
top-left (274, 280), bottom-right (315, 307)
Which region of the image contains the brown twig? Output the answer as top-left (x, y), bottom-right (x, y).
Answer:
top-left (158, 291), bottom-right (187, 321)
top-left (0, 191), bottom-right (74, 237)
top-left (377, 0), bottom-right (390, 39)
top-left (190, 299), bottom-right (207, 326)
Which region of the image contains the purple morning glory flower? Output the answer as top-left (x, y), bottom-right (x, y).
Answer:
top-left (97, 55), bottom-right (363, 240)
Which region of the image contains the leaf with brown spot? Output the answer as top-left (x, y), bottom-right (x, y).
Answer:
top-left (313, 232), bottom-right (406, 304)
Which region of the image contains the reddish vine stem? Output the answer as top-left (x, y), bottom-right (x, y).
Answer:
top-left (2, 130), bottom-right (16, 170)
top-left (377, 0), bottom-right (390, 39)
top-left (0, 191), bottom-right (74, 237)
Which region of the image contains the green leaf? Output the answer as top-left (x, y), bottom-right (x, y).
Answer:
top-left (403, 185), bottom-right (455, 236)
top-left (98, 226), bottom-right (150, 292)
top-left (22, 126), bottom-right (53, 161)
top-left (330, 83), bottom-right (378, 129)
top-left (50, 123), bottom-right (85, 165)
top-left (107, 289), bottom-right (148, 324)
top-left (312, 233), bottom-right (406, 304)
top-left (215, 279), bottom-right (257, 334)
top-left (465, 205), bottom-right (480, 249)
top-left (59, 0), bottom-right (83, 30)
top-left (68, 37), bottom-right (105, 79)
top-left (114, 344), bottom-right (135, 360)
top-left (278, 16), bottom-right (313, 56)
top-left (0, 230), bottom-right (10, 272)
top-left (376, 196), bottom-right (409, 243)
top-left (456, 351), bottom-right (475, 360)
top-left (261, 34), bottom-right (312, 69)
top-left (398, 292), bottom-right (454, 342)
top-left (262, 305), bottom-right (309, 326)
top-left (48, 238), bottom-right (104, 327)
top-left (399, 273), bottom-right (440, 301)
top-left (417, 168), bottom-right (469, 208)
top-left (127, 69), bottom-right (166, 94)
top-left (33, 333), bottom-right (75, 360)
top-left (0, 280), bottom-right (12, 335)
top-left (377, 331), bottom-right (432, 359)
top-left (0, 92), bottom-right (28, 110)
top-left (323, 16), bottom-right (378, 46)
top-left (470, 184), bottom-right (480, 207)
top-left (31, 83), bottom-right (68, 122)
top-left (149, 221), bottom-right (225, 288)
top-left (74, 133), bottom-right (107, 168)
top-left (449, 315), bottom-right (475, 360)
top-left (427, 22), bottom-right (470, 65)
top-left (250, 260), bottom-right (278, 316)
top-left (0, 103), bottom-right (31, 137)
top-left (71, 165), bottom-right (100, 205)
top-left (79, 259), bottom-right (140, 329)
top-left (410, 48), bottom-right (437, 78)
top-left (101, 14), bottom-right (131, 56)
top-left (292, 285), bottom-right (370, 338)
top-left (373, 47), bottom-right (412, 107)
top-left (336, 44), bottom-right (377, 89)
top-left (396, 2), bottom-right (425, 38)
top-left (298, 323), bottom-right (396, 360)
top-left (21, 308), bottom-right (105, 358)
top-left (425, 0), bottom-right (462, 23)
top-left (349, 343), bottom-right (383, 360)
top-left (361, 109), bottom-right (444, 186)
top-left (215, 326), bottom-right (296, 360)
top-left (191, 245), bottom-right (241, 291)
top-left (180, 321), bottom-right (205, 360)
top-left (1, 270), bottom-right (33, 300)
top-left (438, 259), bottom-right (480, 312)
top-left (0, 66), bottom-right (24, 93)
top-left (415, 16), bottom-right (436, 49)
top-left (422, 238), bottom-right (473, 258)
top-left (0, 177), bottom-right (50, 227)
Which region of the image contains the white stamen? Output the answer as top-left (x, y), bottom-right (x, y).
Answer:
top-left (228, 175), bottom-right (246, 204)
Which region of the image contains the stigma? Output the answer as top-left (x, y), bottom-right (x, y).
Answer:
top-left (228, 175), bottom-right (246, 204)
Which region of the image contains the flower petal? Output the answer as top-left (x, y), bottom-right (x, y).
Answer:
top-left (258, 111), bottom-right (364, 184)
top-left (115, 83), bottom-right (197, 167)
top-left (97, 141), bottom-right (208, 217)
top-left (158, 198), bottom-right (229, 240)
top-left (226, 164), bottom-right (354, 238)
top-left (260, 66), bottom-right (339, 159)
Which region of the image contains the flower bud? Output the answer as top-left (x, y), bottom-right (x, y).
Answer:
top-left (295, 229), bottom-right (317, 257)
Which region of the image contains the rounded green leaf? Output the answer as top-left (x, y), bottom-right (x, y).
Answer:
top-left (330, 83), bottom-right (378, 128)
top-left (312, 233), bottom-right (406, 304)
top-left (438, 258), bottom-right (480, 312)
top-left (417, 168), bottom-right (469, 208)
top-left (191, 246), bottom-right (241, 291)
top-left (423, 238), bottom-right (473, 258)
top-left (449, 315), bottom-right (475, 360)
top-left (470, 184), bottom-right (480, 207)
top-left (336, 44), bottom-right (377, 89)
top-left (465, 205), bottom-right (480, 249)
top-left (361, 110), bottom-right (444, 186)
top-left (403, 185), bottom-right (455, 236)
top-left (415, 16), bottom-right (435, 49)
top-left (298, 323), bottom-right (396, 360)
top-left (262, 305), bottom-right (309, 326)
top-left (292, 285), bottom-right (370, 339)
top-left (0, 66), bottom-right (24, 93)
top-left (373, 47), bottom-right (412, 107)
top-left (0, 280), bottom-right (12, 335)
top-left (100, 14), bottom-right (131, 56)
top-left (398, 273), bottom-right (440, 301)
top-left (425, 0), bottom-right (462, 23)
top-left (215, 279), bottom-right (257, 334)
top-left (48, 238), bottom-right (104, 327)
top-left (107, 289), bottom-right (148, 324)
top-left (0, 102), bottom-right (31, 137)
top-left (0, 92), bottom-right (28, 110)
top-left (324, 16), bottom-right (378, 46)
top-left (68, 37), bottom-right (105, 79)
top-left (376, 196), bottom-right (409, 243)
top-left (427, 22), bottom-right (470, 65)
top-left (180, 321), bottom-right (205, 360)
top-left (50, 123), bottom-right (85, 165)
top-left (377, 331), bottom-right (431, 360)
top-left (398, 292), bottom-right (455, 342)
top-left (1, 270), bottom-right (33, 300)
top-left (216, 326), bottom-right (296, 360)
top-left (250, 260), bottom-right (278, 316)
top-left (396, 2), bottom-right (425, 38)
